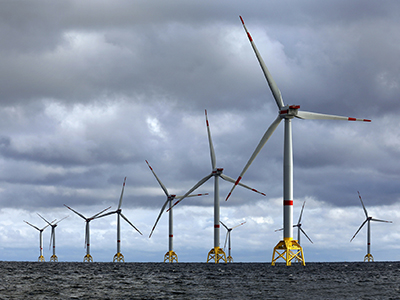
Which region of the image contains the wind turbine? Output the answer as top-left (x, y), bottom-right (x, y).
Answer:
top-left (146, 160), bottom-right (208, 263)
top-left (350, 191), bottom-right (392, 262)
top-left (37, 213), bottom-right (68, 262)
top-left (64, 204), bottom-right (111, 262)
top-left (169, 109), bottom-right (266, 263)
top-left (24, 218), bottom-right (53, 262)
top-left (275, 201), bottom-right (313, 246)
top-left (96, 177), bottom-right (143, 262)
top-left (220, 220), bottom-right (246, 262)
top-left (226, 16), bottom-right (371, 266)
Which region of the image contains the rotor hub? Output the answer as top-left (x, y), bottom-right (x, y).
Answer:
top-left (280, 105), bottom-right (300, 119)
top-left (212, 168), bottom-right (223, 176)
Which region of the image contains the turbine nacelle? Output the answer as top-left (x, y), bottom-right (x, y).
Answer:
top-left (212, 168), bottom-right (224, 176)
top-left (280, 105), bottom-right (300, 119)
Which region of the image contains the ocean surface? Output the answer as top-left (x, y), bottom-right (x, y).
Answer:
top-left (0, 261), bottom-right (399, 299)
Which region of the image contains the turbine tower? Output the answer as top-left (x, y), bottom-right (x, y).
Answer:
top-left (220, 220), bottom-right (246, 262)
top-left (350, 191), bottom-right (392, 262)
top-left (170, 109), bottom-right (265, 263)
top-left (96, 177), bottom-right (143, 262)
top-left (64, 204), bottom-right (111, 262)
top-left (24, 219), bottom-right (53, 262)
top-left (146, 160), bottom-right (208, 263)
top-left (37, 213), bottom-right (69, 262)
top-left (226, 16), bottom-right (371, 266)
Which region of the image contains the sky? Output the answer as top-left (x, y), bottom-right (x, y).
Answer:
top-left (1, 0), bottom-right (400, 263)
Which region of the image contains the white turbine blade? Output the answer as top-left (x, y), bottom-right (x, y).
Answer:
top-left (24, 220), bottom-right (40, 231)
top-left (64, 204), bottom-right (87, 220)
top-left (232, 221), bottom-right (246, 230)
top-left (149, 199), bottom-right (169, 238)
top-left (220, 173), bottom-right (266, 197)
top-left (357, 191), bottom-right (369, 218)
top-left (371, 218), bottom-right (392, 223)
top-left (120, 213), bottom-right (142, 235)
top-left (350, 219), bottom-right (368, 242)
top-left (90, 206), bottom-right (112, 219)
top-left (174, 193), bottom-right (209, 199)
top-left (219, 221), bottom-right (229, 230)
top-left (117, 177), bottom-right (127, 210)
top-left (95, 210), bottom-right (116, 219)
top-left (205, 110), bottom-right (217, 170)
top-left (299, 227), bottom-right (313, 244)
top-left (226, 115), bottom-right (281, 201)
top-left (146, 160), bottom-right (169, 197)
top-left (37, 213), bottom-right (52, 226)
top-left (296, 111), bottom-right (371, 122)
top-left (224, 231), bottom-right (229, 251)
top-left (168, 173), bottom-right (213, 211)
top-left (54, 215), bottom-right (69, 225)
top-left (298, 201), bottom-right (306, 224)
top-left (240, 16), bottom-right (285, 110)
top-left (275, 227), bottom-right (284, 232)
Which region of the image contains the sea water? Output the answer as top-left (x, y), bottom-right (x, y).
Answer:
top-left (0, 261), bottom-right (399, 299)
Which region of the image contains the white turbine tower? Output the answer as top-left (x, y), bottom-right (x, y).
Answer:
top-left (350, 191), bottom-right (392, 262)
top-left (146, 160), bottom-right (208, 263)
top-left (220, 220), bottom-right (246, 262)
top-left (37, 213), bottom-right (69, 262)
top-left (24, 218), bottom-right (53, 262)
top-left (96, 177), bottom-right (143, 262)
top-left (226, 16), bottom-right (371, 266)
top-left (64, 204), bottom-right (111, 262)
top-left (170, 109), bottom-right (265, 263)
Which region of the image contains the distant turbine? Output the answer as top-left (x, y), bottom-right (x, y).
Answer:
top-left (96, 177), bottom-right (142, 262)
top-left (170, 109), bottom-right (265, 263)
top-left (275, 201), bottom-right (313, 246)
top-left (146, 160), bottom-right (208, 263)
top-left (350, 191), bottom-right (392, 262)
top-left (37, 213), bottom-right (69, 262)
top-left (24, 218), bottom-right (53, 262)
top-left (220, 220), bottom-right (246, 262)
top-left (226, 16), bottom-right (371, 266)
top-left (64, 204), bottom-right (111, 262)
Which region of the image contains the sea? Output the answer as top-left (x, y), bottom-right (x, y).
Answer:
top-left (0, 261), bottom-right (399, 299)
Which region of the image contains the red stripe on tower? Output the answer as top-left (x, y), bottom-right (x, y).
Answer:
top-left (214, 224), bottom-right (220, 228)
top-left (169, 235), bottom-right (173, 238)
top-left (284, 200), bottom-right (293, 206)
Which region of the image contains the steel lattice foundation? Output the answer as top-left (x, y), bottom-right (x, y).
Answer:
top-left (272, 239), bottom-right (305, 266)
top-left (364, 253), bottom-right (374, 262)
top-left (38, 255), bottom-right (45, 262)
top-left (164, 251), bottom-right (178, 263)
top-left (113, 252), bottom-right (125, 262)
top-left (50, 255), bottom-right (58, 262)
top-left (83, 254), bottom-right (93, 262)
top-left (207, 247), bottom-right (227, 263)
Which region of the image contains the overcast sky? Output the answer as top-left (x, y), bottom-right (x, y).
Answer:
top-left (1, 1), bottom-right (399, 263)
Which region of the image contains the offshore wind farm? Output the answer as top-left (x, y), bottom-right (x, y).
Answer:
top-left (1, 2), bottom-right (400, 266)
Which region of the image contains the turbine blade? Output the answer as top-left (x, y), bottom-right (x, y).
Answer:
top-left (64, 204), bottom-right (87, 220)
top-left (220, 173), bottom-right (266, 197)
top-left (174, 193), bottom-right (209, 199)
top-left (357, 191), bottom-right (369, 218)
top-left (149, 199), bottom-right (169, 238)
top-left (24, 221), bottom-right (40, 231)
top-left (232, 221), bottom-right (246, 230)
top-left (120, 213), bottom-right (142, 235)
top-left (37, 213), bottom-right (52, 226)
top-left (146, 160), bottom-right (169, 197)
top-left (117, 177), bottom-right (127, 210)
top-left (95, 210), bottom-right (116, 219)
top-left (49, 229), bottom-right (54, 250)
top-left (226, 116), bottom-right (281, 201)
top-left (205, 110), bottom-right (216, 170)
top-left (54, 215), bottom-right (69, 225)
top-left (224, 231), bottom-right (229, 251)
top-left (240, 16), bottom-right (285, 109)
top-left (299, 227), bottom-right (313, 244)
top-left (168, 173), bottom-right (213, 211)
top-left (90, 206), bottom-right (112, 219)
top-left (298, 201), bottom-right (306, 224)
top-left (275, 227), bottom-right (284, 232)
top-left (350, 219), bottom-right (368, 242)
top-left (296, 111), bottom-right (371, 122)
top-left (219, 221), bottom-right (229, 230)
top-left (371, 218), bottom-right (392, 223)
